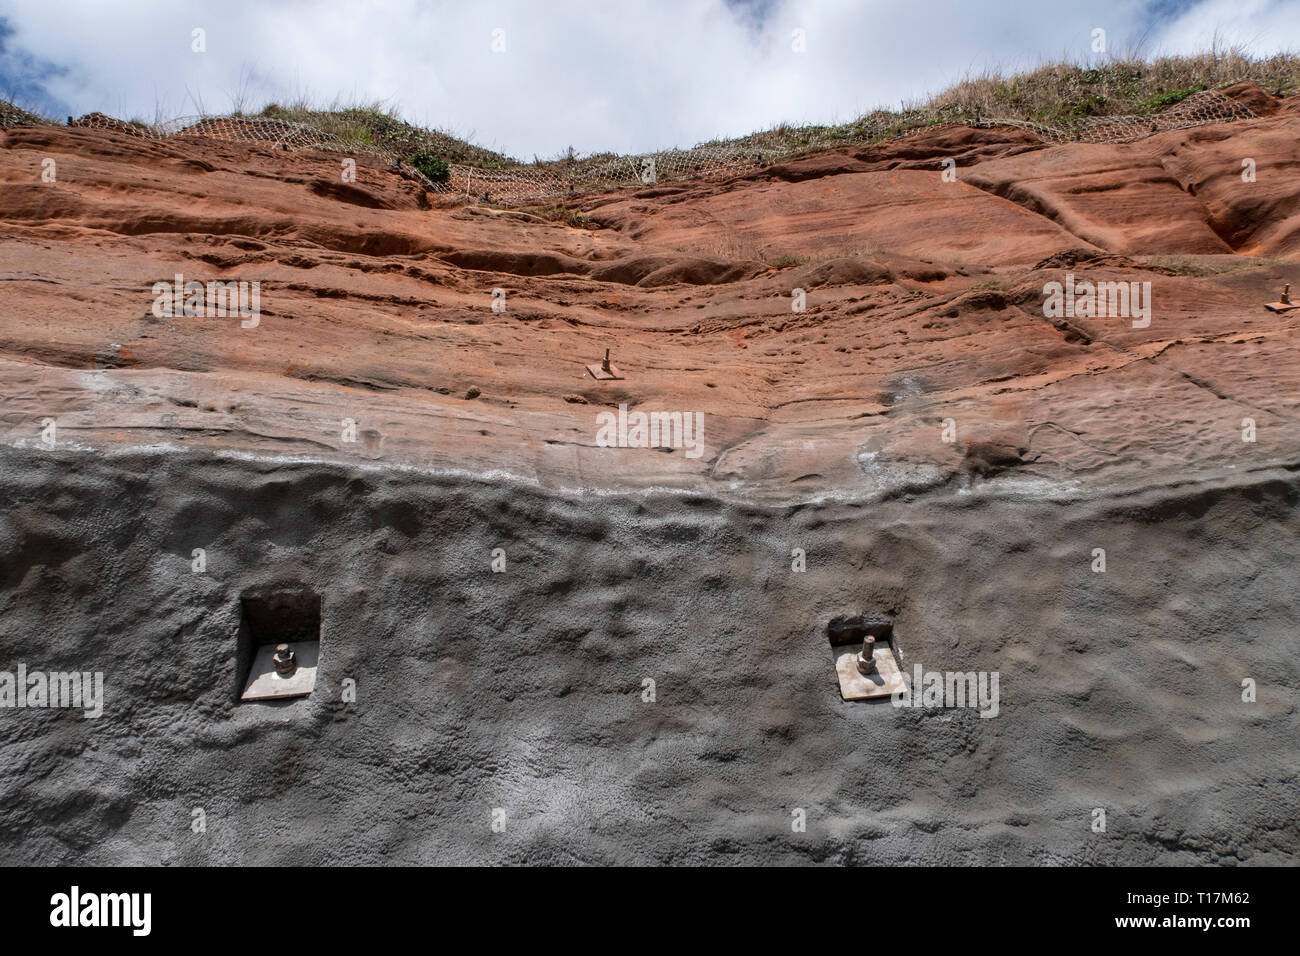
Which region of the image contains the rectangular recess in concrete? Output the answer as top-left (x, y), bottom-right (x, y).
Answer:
top-left (236, 592), bottom-right (321, 702)
top-left (828, 615), bottom-right (907, 702)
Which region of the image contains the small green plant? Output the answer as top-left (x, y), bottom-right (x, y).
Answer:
top-left (410, 150), bottom-right (450, 183)
top-left (1138, 87), bottom-right (1205, 113)
top-left (971, 279), bottom-right (1005, 291)
top-left (1069, 95), bottom-right (1109, 117)
top-left (767, 255), bottom-right (810, 269)
top-left (531, 204), bottom-right (596, 229)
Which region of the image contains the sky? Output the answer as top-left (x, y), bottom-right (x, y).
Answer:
top-left (1, 0), bottom-right (1296, 159)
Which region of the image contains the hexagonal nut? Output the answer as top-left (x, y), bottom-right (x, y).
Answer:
top-left (273, 644), bottom-right (297, 675)
top-left (856, 637), bottom-right (878, 675)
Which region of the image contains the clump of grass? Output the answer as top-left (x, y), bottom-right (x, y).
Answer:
top-left (258, 98), bottom-right (513, 168)
top-left (409, 150), bottom-right (450, 183)
top-left (529, 204), bottom-right (596, 229)
top-left (1137, 255), bottom-right (1285, 276)
top-left (1069, 94), bottom-right (1109, 117)
top-left (971, 279), bottom-right (1005, 291)
top-left (1138, 87), bottom-right (1204, 113)
top-left (0, 97), bottom-right (53, 129)
top-left (767, 255), bottom-right (810, 269)
top-left (696, 48), bottom-right (1300, 156)
top-left (934, 47), bottom-right (1298, 128)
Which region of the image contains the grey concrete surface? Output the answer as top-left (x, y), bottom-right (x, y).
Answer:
top-left (0, 446), bottom-right (1296, 864)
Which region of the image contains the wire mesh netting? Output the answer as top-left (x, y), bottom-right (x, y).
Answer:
top-left (971, 87), bottom-right (1258, 144)
top-left (1, 87), bottom-right (1268, 206)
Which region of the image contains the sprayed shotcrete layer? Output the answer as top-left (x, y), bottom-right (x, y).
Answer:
top-left (0, 81), bottom-right (1298, 864)
top-left (1, 448), bottom-right (1297, 864)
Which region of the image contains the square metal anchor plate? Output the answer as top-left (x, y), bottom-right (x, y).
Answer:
top-left (1264, 301), bottom-right (1298, 313)
top-left (586, 362), bottom-right (623, 380)
top-left (832, 641), bottom-right (907, 701)
top-left (241, 641), bottom-right (319, 701)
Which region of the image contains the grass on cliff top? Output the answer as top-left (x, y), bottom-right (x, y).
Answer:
top-left (1136, 254), bottom-right (1289, 277)
top-left (5, 47), bottom-right (1298, 176)
top-left (694, 47), bottom-right (1300, 155)
top-left (285, 47), bottom-right (1300, 176)
top-left (0, 98), bottom-right (47, 128)
top-left (255, 99), bottom-right (516, 169)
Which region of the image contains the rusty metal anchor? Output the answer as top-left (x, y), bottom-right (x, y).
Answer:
top-left (1265, 283), bottom-right (1298, 313)
top-left (586, 348), bottom-right (623, 380)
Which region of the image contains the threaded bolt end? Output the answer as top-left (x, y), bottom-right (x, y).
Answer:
top-left (273, 643), bottom-right (297, 676)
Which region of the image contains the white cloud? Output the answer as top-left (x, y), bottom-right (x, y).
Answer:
top-left (1153, 0), bottom-right (1300, 57)
top-left (1, 0), bottom-right (1294, 159)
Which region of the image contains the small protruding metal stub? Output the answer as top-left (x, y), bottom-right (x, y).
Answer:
top-left (241, 640), bottom-right (318, 701)
top-left (1265, 283), bottom-right (1298, 313)
top-left (586, 348), bottom-right (623, 380)
top-left (273, 643), bottom-right (297, 676)
top-left (856, 636), bottom-right (878, 675)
